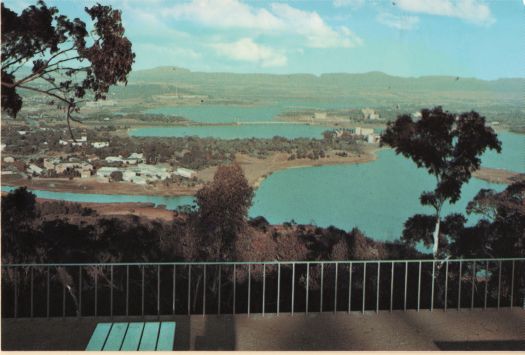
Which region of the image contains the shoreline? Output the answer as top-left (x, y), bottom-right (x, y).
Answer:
top-left (1, 147), bottom-right (379, 197)
top-left (2, 146), bottom-right (521, 198)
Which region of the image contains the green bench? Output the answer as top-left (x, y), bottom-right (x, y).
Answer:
top-left (86, 322), bottom-right (176, 351)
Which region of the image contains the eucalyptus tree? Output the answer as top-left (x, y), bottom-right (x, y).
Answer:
top-left (381, 107), bottom-right (501, 257)
top-left (1, 0), bottom-right (135, 139)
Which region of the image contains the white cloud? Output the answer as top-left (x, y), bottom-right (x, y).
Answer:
top-left (395, 0), bottom-right (494, 25)
top-left (377, 12), bottom-right (419, 30)
top-left (166, 0), bottom-right (283, 31)
top-left (333, 0), bottom-right (365, 8)
top-left (211, 38), bottom-right (287, 67)
top-left (166, 0), bottom-right (362, 49)
top-left (270, 3), bottom-right (363, 48)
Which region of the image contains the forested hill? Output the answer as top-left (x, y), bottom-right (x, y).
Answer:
top-left (126, 66), bottom-right (524, 104)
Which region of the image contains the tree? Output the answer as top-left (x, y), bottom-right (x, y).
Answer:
top-left (194, 164), bottom-right (254, 260)
top-left (381, 107), bottom-right (501, 257)
top-left (1, 1), bottom-right (135, 139)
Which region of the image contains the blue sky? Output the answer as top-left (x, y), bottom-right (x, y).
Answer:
top-left (5, 0), bottom-right (525, 79)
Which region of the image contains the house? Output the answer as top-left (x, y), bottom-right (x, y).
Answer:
top-left (91, 142), bottom-right (109, 149)
top-left (3, 156), bottom-right (15, 163)
top-left (17, 130), bottom-right (27, 135)
top-left (314, 112), bottom-right (327, 120)
top-left (96, 166), bottom-right (120, 178)
top-left (128, 153), bottom-right (144, 161)
top-left (59, 139), bottom-right (69, 145)
top-left (362, 108), bottom-right (379, 120)
top-left (43, 158), bottom-right (61, 170)
top-left (175, 167), bottom-right (196, 179)
top-left (105, 155), bottom-right (124, 163)
top-left (122, 170), bottom-right (137, 182)
top-left (27, 164), bottom-right (43, 175)
top-left (355, 127), bottom-right (374, 136)
top-left (367, 134), bottom-right (381, 144)
top-left (1, 143), bottom-right (6, 151)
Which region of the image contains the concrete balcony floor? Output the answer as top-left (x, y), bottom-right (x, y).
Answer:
top-left (2, 308), bottom-right (525, 351)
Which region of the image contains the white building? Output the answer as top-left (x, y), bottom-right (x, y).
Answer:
top-left (355, 127), bottom-right (374, 136)
top-left (362, 108), bottom-right (379, 120)
top-left (367, 134), bottom-right (381, 144)
top-left (17, 130), bottom-right (27, 135)
top-left (3, 156), bottom-right (15, 163)
top-left (128, 153), bottom-right (144, 161)
top-left (59, 139), bottom-right (69, 145)
top-left (96, 166), bottom-right (120, 178)
top-left (27, 164), bottom-right (43, 175)
top-left (175, 167), bottom-right (196, 179)
top-left (314, 112), bottom-right (327, 120)
top-left (105, 155), bottom-right (124, 163)
top-left (1, 143), bottom-right (6, 151)
top-left (91, 142), bottom-right (109, 149)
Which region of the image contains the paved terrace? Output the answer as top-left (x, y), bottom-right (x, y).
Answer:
top-left (2, 309), bottom-right (524, 351)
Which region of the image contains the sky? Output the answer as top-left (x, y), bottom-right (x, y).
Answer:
top-left (5, 0), bottom-right (525, 79)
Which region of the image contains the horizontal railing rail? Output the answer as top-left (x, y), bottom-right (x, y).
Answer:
top-left (2, 258), bottom-right (524, 319)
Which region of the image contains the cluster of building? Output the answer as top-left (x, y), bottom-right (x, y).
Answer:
top-left (333, 127), bottom-right (382, 144)
top-left (58, 134), bottom-right (109, 149)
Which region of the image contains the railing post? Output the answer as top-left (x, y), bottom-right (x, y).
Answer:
top-left (417, 261), bottom-right (421, 312)
top-left (510, 260), bottom-right (515, 308)
top-left (445, 261), bottom-right (449, 311)
top-left (497, 260), bottom-right (502, 309)
top-left (262, 264), bottom-right (265, 316)
top-left (390, 262), bottom-right (394, 312)
top-left (306, 263), bottom-right (309, 315)
top-left (218, 265), bottom-right (222, 316)
top-left (62, 276), bottom-right (66, 318)
top-left (233, 264), bottom-right (236, 315)
top-left (404, 261), bottom-right (407, 311)
top-left (203, 265), bottom-right (206, 316)
top-left (158, 265), bottom-right (161, 317)
top-left (348, 262), bottom-right (352, 313)
top-left (471, 261), bottom-right (475, 310)
top-left (484, 261), bottom-right (488, 310)
top-left (173, 265), bottom-right (176, 315)
top-left (277, 263), bottom-right (280, 315)
top-left (126, 265), bottom-right (129, 317)
top-left (320, 263), bottom-right (324, 313)
top-left (111, 265), bottom-right (114, 318)
top-left (334, 263), bottom-right (338, 314)
top-left (95, 269), bottom-right (98, 317)
top-left (141, 266), bottom-right (145, 317)
top-left (458, 261), bottom-right (462, 311)
top-left (376, 262), bottom-right (380, 314)
top-left (14, 267), bottom-right (18, 319)
top-left (431, 261), bottom-right (435, 312)
top-left (31, 267), bottom-right (34, 318)
top-left (188, 265), bottom-right (191, 316)
top-left (291, 263), bottom-right (295, 315)
top-left (78, 266), bottom-right (82, 318)
top-left (362, 262), bottom-right (366, 314)
top-left (47, 266), bottom-right (50, 318)
top-left (247, 264), bottom-right (251, 316)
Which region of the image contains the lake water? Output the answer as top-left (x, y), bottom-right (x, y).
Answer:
top-left (143, 99), bottom-right (357, 124)
top-left (481, 131), bottom-right (525, 173)
top-left (130, 124), bottom-right (329, 139)
top-left (1, 149), bottom-right (509, 242)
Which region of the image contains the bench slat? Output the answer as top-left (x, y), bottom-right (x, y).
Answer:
top-left (86, 323), bottom-right (112, 351)
top-left (156, 322), bottom-right (176, 350)
top-left (138, 322), bottom-right (160, 351)
top-left (103, 322), bottom-right (129, 351)
top-left (120, 322), bottom-right (145, 351)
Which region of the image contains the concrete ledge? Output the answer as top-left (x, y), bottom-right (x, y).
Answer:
top-left (2, 309), bottom-right (524, 350)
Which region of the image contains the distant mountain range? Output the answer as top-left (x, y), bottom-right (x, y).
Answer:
top-left (125, 66), bottom-right (524, 109)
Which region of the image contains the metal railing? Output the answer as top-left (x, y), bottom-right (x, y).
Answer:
top-left (2, 258), bottom-right (524, 318)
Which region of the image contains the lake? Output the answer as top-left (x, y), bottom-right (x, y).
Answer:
top-left (143, 99), bottom-right (358, 124)
top-left (129, 123), bottom-right (329, 139)
top-left (1, 148), bottom-right (511, 242)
